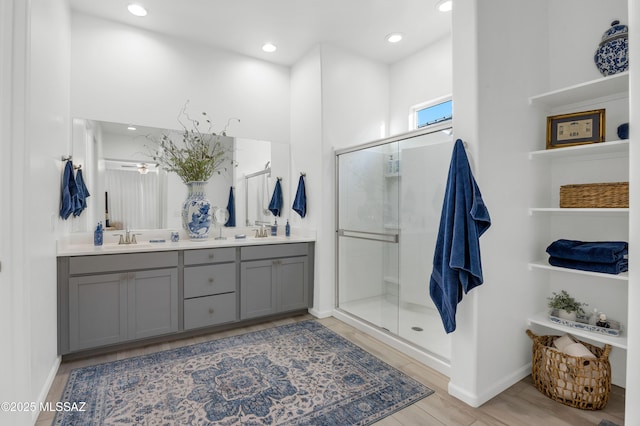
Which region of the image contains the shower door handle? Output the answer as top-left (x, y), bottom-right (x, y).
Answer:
top-left (337, 229), bottom-right (399, 243)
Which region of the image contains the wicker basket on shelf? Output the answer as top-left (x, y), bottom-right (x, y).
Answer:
top-left (526, 329), bottom-right (611, 410)
top-left (559, 182), bottom-right (628, 208)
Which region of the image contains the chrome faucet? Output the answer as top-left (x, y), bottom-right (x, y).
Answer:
top-left (254, 227), bottom-right (269, 238)
top-left (115, 229), bottom-right (139, 244)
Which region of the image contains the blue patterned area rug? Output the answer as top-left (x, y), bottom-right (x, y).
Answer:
top-left (55, 320), bottom-right (434, 425)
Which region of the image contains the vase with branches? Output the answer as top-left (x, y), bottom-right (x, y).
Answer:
top-left (147, 102), bottom-right (239, 239)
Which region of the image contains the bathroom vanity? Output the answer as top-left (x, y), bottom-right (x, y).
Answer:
top-left (57, 235), bottom-right (314, 356)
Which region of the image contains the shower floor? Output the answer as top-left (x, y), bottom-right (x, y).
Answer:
top-left (339, 296), bottom-right (451, 361)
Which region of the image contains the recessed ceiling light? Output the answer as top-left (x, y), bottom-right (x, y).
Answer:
top-left (436, 0), bottom-right (452, 12)
top-left (128, 4), bottom-right (147, 17)
top-left (262, 43), bottom-right (277, 53)
top-left (386, 33), bottom-right (403, 43)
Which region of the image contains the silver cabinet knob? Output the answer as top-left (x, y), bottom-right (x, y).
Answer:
top-left (208, 277), bottom-right (214, 284)
top-left (208, 308), bottom-right (215, 315)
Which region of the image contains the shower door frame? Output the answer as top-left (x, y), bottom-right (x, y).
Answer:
top-left (334, 122), bottom-right (453, 345)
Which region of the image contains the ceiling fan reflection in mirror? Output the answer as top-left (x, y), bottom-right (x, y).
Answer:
top-left (120, 162), bottom-right (157, 175)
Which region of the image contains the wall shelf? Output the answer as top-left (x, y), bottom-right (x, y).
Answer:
top-left (529, 72), bottom-right (629, 108)
top-left (528, 260), bottom-right (628, 281)
top-left (529, 207), bottom-right (629, 215)
top-left (528, 140), bottom-right (629, 160)
top-left (527, 311), bottom-right (627, 349)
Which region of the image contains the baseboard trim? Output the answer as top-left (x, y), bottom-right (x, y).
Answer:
top-left (308, 308), bottom-right (332, 319)
top-left (331, 309), bottom-right (451, 377)
top-left (449, 363), bottom-right (532, 407)
top-left (32, 355), bottom-right (61, 422)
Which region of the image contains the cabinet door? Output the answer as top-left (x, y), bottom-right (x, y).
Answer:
top-left (278, 257), bottom-right (309, 312)
top-left (240, 259), bottom-right (276, 319)
top-left (69, 273), bottom-right (127, 351)
top-left (128, 268), bottom-right (179, 339)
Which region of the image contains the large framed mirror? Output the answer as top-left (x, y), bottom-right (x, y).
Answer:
top-left (71, 118), bottom-right (289, 233)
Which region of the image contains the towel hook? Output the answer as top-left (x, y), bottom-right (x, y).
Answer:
top-left (277, 177), bottom-right (282, 181)
top-left (74, 164), bottom-right (82, 170)
top-left (61, 155), bottom-right (72, 161)
top-left (300, 172), bottom-right (306, 177)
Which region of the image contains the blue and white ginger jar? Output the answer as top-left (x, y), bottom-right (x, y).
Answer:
top-left (182, 181), bottom-right (212, 239)
top-left (594, 20), bottom-right (628, 77)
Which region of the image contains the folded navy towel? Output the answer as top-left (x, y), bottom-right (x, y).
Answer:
top-left (60, 161), bottom-right (76, 220)
top-left (73, 168), bottom-right (90, 217)
top-left (268, 179), bottom-right (283, 217)
top-left (292, 175), bottom-right (307, 218)
top-left (224, 186), bottom-right (236, 227)
top-left (430, 139), bottom-right (491, 334)
top-left (546, 239), bottom-right (627, 263)
top-left (549, 256), bottom-right (628, 275)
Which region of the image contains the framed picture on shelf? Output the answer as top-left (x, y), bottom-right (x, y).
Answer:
top-left (546, 109), bottom-right (606, 149)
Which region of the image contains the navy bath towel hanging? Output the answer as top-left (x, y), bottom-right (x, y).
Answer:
top-left (73, 168), bottom-right (90, 217)
top-left (429, 139), bottom-right (491, 333)
top-left (224, 186), bottom-right (236, 227)
top-left (292, 174), bottom-right (307, 218)
top-left (268, 179), bottom-right (283, 216)
top-left (60, 160), bottom-right (77, 220)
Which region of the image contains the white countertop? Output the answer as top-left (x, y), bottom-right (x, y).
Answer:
top-left (57, 227), bottom-right (316, 257)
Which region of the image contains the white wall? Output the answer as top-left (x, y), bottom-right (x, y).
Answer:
top-left (449, 0), bottom-right (549, 406)
top-left (627, 1), bottom-right (640, 422)
top-left (71, 13), bottom-right (290, 144)
top-left (0, 1), bottom-right (71, 425)
top-left (548, 0), bottom-right (628, 90)
top-left (389, 36), bottom-right (453, 135)
top-left (289, 46), bottom-right (325, 314)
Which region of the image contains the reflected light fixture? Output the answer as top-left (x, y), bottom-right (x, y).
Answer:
top-left (436, 0), bottom-right (452, 12)
top-left (127, 125), bottom-right (137, 131)
top-left (386, 33), bottom-right (403, 43)
top-left (128, 4), bottom-right (148, 17)
top-left (262, 43), bottom-right (277, 53)
top-left (137, 164), bottom-right (149, 174)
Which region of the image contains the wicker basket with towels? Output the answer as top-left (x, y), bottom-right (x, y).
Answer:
top-left (526, 329), bottom-right (611, 410)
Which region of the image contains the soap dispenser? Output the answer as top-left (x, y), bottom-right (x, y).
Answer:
top-left (94, 222), bottom-right (103, 246)
top-left (271, 220), bottom-right (278, 236)
top-left (285, 220), bottom-right (291, 237)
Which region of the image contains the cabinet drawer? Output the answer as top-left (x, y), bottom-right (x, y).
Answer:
top-left (69, 251), bottom-right (178, 275)
top-left (184, 293), bottom-right (236, 330)
top-left (184, 263), bottom-right (236, 298)
top-left (241, 243), bottom-right (308, 261)
top-left (184, 248), bottom-right (236, 265)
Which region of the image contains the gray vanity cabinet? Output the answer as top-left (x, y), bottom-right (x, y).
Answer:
top-left (60, 251), bottom-right (179, 353)
top-left (240, 244), bottom-right (310, 319)
top-left (183, 248), bottom-right (238, 330)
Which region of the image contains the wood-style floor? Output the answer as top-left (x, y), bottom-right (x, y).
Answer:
top-left (36, 314), bottom-right (625, 426)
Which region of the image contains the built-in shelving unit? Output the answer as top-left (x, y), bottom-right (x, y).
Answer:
top-left (527, 73), bottom-right (629, 352)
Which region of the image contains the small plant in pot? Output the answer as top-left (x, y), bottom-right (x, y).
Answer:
top-left (547, 290), bottom-right (587, 322)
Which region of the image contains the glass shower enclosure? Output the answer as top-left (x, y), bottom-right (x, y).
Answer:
top-left (336, 124), bottom-right (454, 361)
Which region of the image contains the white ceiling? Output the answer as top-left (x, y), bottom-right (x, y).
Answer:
top-left (68, 0), bottom-right (452, 66)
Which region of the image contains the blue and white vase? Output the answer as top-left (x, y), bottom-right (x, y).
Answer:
top-left (594, 20), bottom-right (628, 77)
top-left (182, 181), bottom-right (212, 239)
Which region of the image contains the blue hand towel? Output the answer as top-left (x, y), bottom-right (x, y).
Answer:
top-left (548, 256), bottom-right (628, 274)
top-left (429, 140), bottom-right (491, 334)
top-left (268, 179), bottom-right (283, 217)
top-left (224, 186), bottom-right (236, 227)
top-left (546, 239), bottom-right (627, 263)
top-left (292, 175), bottom-right (307, 218)
top-left (73, 168), bottom-right (90, 217)
top-left (60, 161), bottom-right (76, 220)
